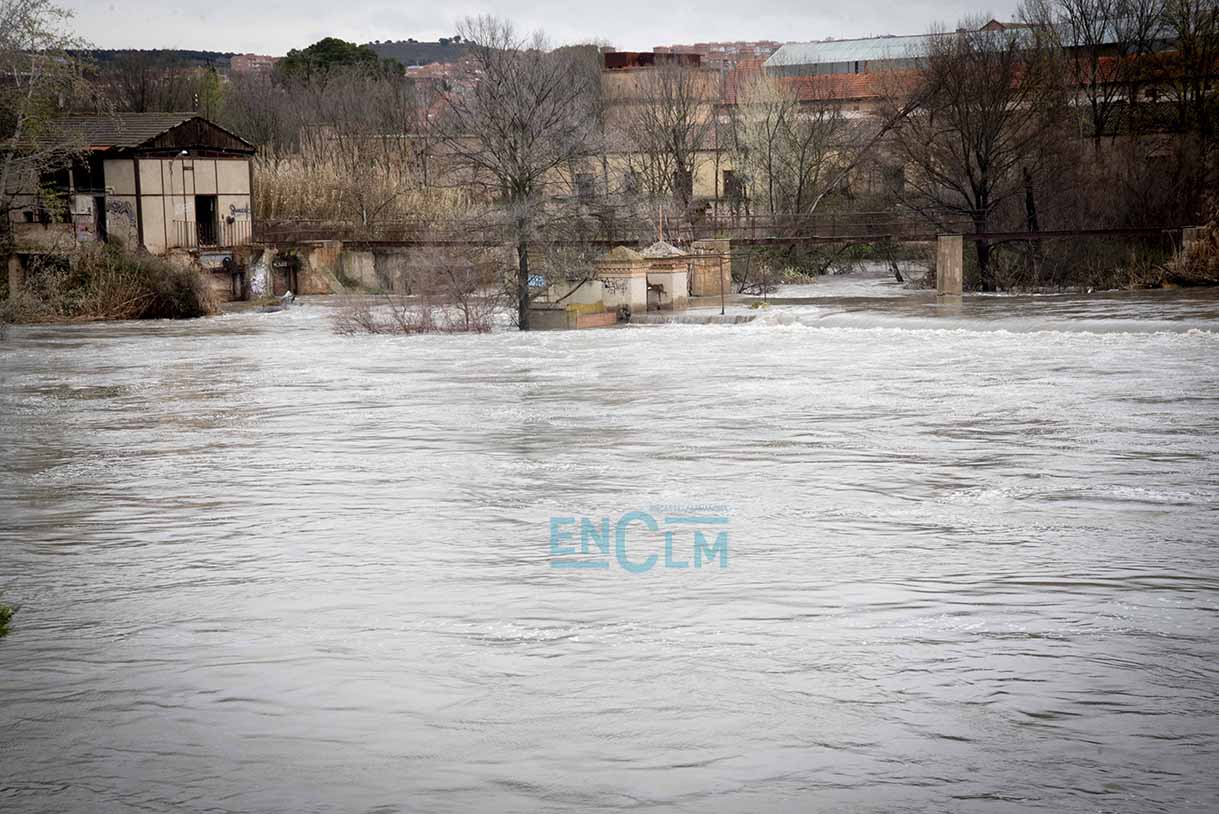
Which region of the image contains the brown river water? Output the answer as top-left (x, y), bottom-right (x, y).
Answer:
top-left (2, 271), bottom-right (1218, 813)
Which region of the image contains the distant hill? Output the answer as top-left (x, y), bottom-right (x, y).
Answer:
top-left (366, 39), bottom-right (466, 68)
top-left (75, 49), bottom-right (236, 68)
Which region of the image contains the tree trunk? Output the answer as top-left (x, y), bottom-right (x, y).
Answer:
top-left (1023, 166), bottom-right (1043, 287)
top-left (976, 238), bottom-right (993, 292)
top-left (516, 230), bottom-right (530, 331)
top-left (1022, 166), bottom-right (1039, 233)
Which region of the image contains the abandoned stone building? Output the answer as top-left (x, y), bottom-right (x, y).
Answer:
top-left (8, 113), bottom-right (256, 258)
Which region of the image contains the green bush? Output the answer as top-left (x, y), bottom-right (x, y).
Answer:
top-left (0, 601), bottom-right (14, 637)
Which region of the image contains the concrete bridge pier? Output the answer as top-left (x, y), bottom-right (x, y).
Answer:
top-left (936, 234), bottom-right (963, 296)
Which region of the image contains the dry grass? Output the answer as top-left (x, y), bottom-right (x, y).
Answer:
top-left (252, 148), bottom-right (477, 224)
top-left (1, 244), bottom-right (217, 324)
top-left (1164, 203), bottom-right (1219, 287)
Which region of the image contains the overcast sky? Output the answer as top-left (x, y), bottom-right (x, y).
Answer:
top-left (66, 0), bottom-right (1019, 54)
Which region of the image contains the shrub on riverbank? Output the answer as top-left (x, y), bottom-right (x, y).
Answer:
top-left (1, 244), bottom-right (217, 324)
top-left (1164, 205), bottom-right (1219, 287)
top-left (333, 291), bottom-right (502, 334)
top-left (332, 245), bottom-right (503, 334)
top-left (0, 600), bottom-right (15, 637)
top-left (734, 241), bottom-right (931, 294)
top-left (932, 237), bottom-right (1178, 292)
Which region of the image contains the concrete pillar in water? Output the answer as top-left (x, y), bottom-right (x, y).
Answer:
top-left (936, 235), bottom-right (964, 296)
top-left (689, 239), bottom-right (731, 297)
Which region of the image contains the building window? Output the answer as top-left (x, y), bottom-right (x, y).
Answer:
top-left (574, 172), bottom-right (595, 202)
top-left (622, 170), bottom-right (638, 195)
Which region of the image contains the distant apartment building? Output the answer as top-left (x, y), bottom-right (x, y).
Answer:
top-left (652, 41), bottom-right (781, 70)
top-left (760, 18), bottom-right (1178, 111)
top-left (230, 54), bottom-right (279, 75)
top-left (600, 52), bottom-right (726, 201)
top-left (405, 60), bottom-right (464, 79)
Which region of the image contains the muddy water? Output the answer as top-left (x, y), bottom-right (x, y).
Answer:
top-left (2, 272), bottom-right (1218, 813)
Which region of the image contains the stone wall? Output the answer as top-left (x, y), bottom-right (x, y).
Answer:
top-left (645, 258), bottom-right (689, 311)
top-left (529, 303), bottom-right (619, 330)
top-left (936, 235), bottom-right (963, 296)
top-left (596, 246), bottom-right (649, 315)
top-left (689, 239), bottom-right (732, 297)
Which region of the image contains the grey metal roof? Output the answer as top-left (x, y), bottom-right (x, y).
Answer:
top-left (766, 21), bottom-right (1172, 71)
top-left (765, 35), bottom-right (933, 69)
top-left (53, 113), bottom-right (201, 148)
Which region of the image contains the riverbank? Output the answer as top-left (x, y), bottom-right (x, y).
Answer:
top-left (1, 245), bottom-right (216, 327)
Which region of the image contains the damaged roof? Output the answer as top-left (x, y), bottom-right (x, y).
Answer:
top-left (640, 240), bottom-right (687, 258)
top-left (52, 113), bottom-right (256, 154)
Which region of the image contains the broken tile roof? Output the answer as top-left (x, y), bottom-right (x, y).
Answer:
top-left (54, 113), bottom-right (199, 148)
top-left (640, 240), bottom-right (687, 258)
top-left (602, 246), bottom-right (645, 262)
top-left (50, 113), bottom-right (256, 152)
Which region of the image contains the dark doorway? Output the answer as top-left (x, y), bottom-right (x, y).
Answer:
top-left (93, 196), bottom-right (108, 242)
top-left (195, 195), bottom-right (218, 246)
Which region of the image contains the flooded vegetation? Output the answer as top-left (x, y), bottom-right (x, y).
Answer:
top-left (2, 272), bottom-right (1217, 812)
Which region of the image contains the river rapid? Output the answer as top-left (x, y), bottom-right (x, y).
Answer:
top-left (2, 271), bottom-right (1218, 813)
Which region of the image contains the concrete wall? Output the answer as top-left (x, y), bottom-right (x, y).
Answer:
top-left (103, 195), bottom-right (139, 246)
top-left (689, 239), bottom-right (732, 297)
top-left (545, 278), bottom-right (606, 306)
top-left (529, 304), bottom-right (619, 330)
top-left (646, 264), bottom-right (689, 310)
top-left (596, 150), bottom-right (730, 200)
top-left (339, 250), bottom-right (378, 289)
top-left (134, 158), bottom-right (252, 254)
top-left (936, 235), bottom-right (963, 296)
top-left (297, 242), bottom-right (344, 294)
top-left (10, 223), bottom-right (77, 253)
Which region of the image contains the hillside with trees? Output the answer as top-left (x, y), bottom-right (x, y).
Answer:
top-left (366, 38), bottom-right (467, 67)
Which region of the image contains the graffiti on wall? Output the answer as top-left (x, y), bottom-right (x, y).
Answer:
top-left (106, 199), bottom-right (136, 225)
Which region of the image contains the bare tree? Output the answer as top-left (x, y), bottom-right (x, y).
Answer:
top-left (1, 0), bottom-right (90, 240)
top-left (730, 70), bottom-right (856, 224)
top-left (295, 69), bottom-right (424, 230)
top-left (436, 16), bottom-right (598, 330)
top-left (729, 70), bottom-right (796, 218)
top-left (613, 61), bottom-right (717, 211)
top-left (886, 22), bottom-right (1068, 289)
top-left (1158, 0), bottom-right (1219, 217)
top-left (1022, 0), bottom-right (1165, 150)
top-left (1161, 0), bottom-right (1219, 134)
top-left (220, 71), bottom-right (302, 157)
top-left (94, 51), bottom-right (195, 113)
top-left (332, 241), bottom-right (504, 335)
